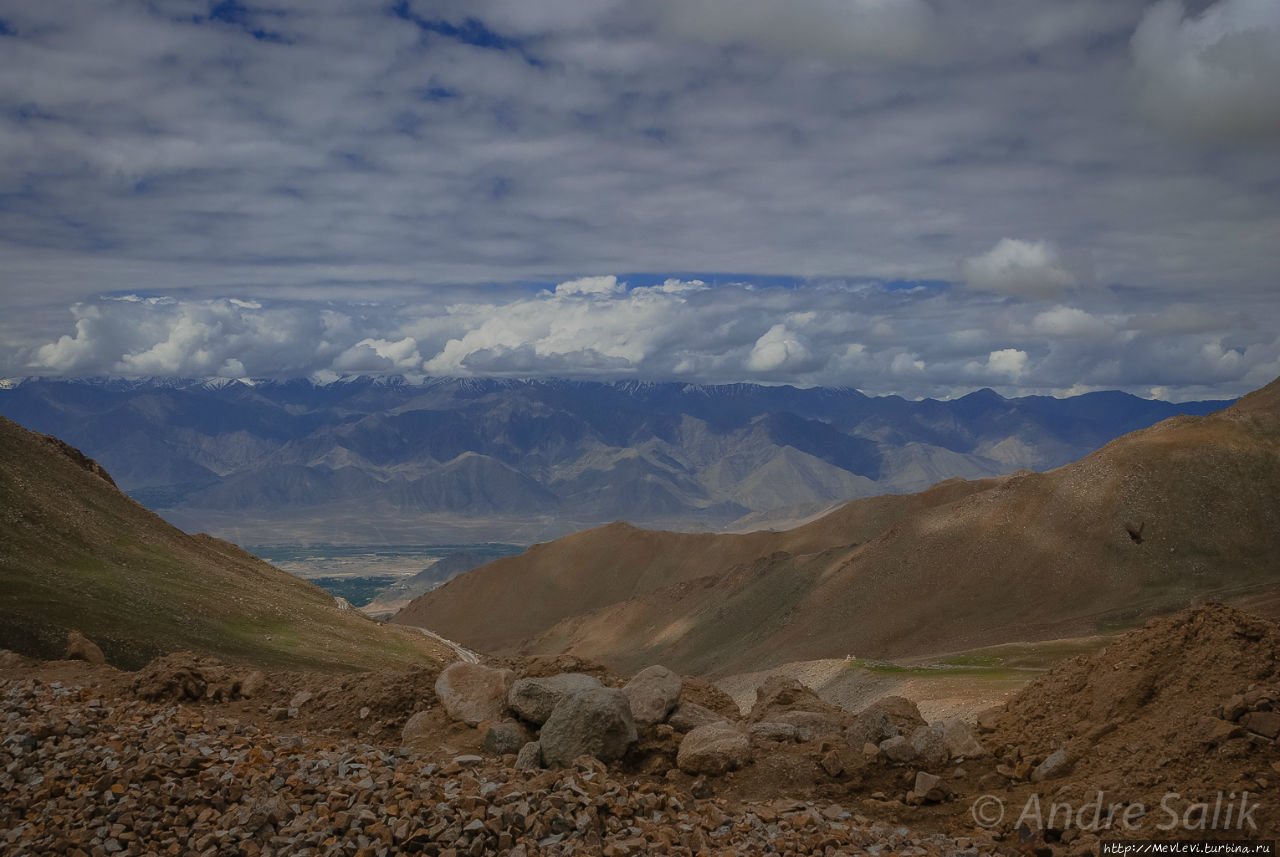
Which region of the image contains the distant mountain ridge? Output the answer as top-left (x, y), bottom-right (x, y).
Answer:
top-left (0, 376), bottom-right (1232, 543)
top-left (398, 376), bottom-right (1280, 677)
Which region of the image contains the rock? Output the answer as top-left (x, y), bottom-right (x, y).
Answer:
top-left (507, 673), bottom-right (602, 725)
top-left (1242, 711), bottom-right (1280, 739)
top-left (1196, 716), bottom-right (1244, 745)
top-left (749, 721), bottom-right (797, 742)
top-left (677, 722), bottom-right (751, 776)
top-left (514, 741), bottom-right (543, 771)
top-left (289, 690), bottom-right (313, 709)
top-left (539, 688), bottom-right (637, 768)
top-left (847, 696), bottom-right (927, 747)
top-left (879, 735), bottom-right (916, 763)
top-left (975, 706), bottom-right (1003, 734)
top-left (239, 671), bottom-right (265, 699)
top-left (941, 718), bottom-right (987, 758)
top-left (775, 710), bottom-right (842, 743)
top-left (748, 676), bottom-right (829, 721)
top-left (1031, 748), bottom-right (1069, 783)
top-left (913, 771), bottom-right (948, 803)
top-left (908, 723), bottom-right (949, 769)
top-left (1222, 694), bottom-right (1248, 722)
top-left (820, 749), bottom-right (844, 777)
top-left (65, 630), bottom-right (105, 665)
top-left (435, 662), bottom-right (514, 726)
top-left (401, 711), bottom-right (433, 743)
top-left (621, 665), bottom-right (682, 727)
top-left (668, 702), bottom-right (725, 733)
top-left (483, 720), bottom-right (531, 756)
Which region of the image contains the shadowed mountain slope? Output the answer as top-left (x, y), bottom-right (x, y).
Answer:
top-left (0, 416), bottom-right (449, 670)
top-left (398, 378), bottom-right (1280, 676)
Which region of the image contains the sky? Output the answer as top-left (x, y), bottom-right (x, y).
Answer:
top-left (1, 0), bottom-right (1278, 400)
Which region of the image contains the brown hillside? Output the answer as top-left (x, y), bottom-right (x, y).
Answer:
top-left (399, 378), bottom-right (1280, 676)
top-left (0, 416), bottom-right (451, 670)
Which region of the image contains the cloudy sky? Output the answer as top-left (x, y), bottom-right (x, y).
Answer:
top-left (1, 0), bottom-right (1278, 399)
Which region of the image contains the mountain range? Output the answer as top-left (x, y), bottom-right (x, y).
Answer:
top-left (0, 376), bottom-right (1231, 543)
top-left (397, 377), bottom-right (1280, 677)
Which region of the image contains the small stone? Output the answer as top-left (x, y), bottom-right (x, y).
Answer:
top-left (1242, 711), bottom-right (1280, 739)
top-left (1031, 749), bottom-right (1069, 783)
top-left (514, 741), bottom-right (543, 771)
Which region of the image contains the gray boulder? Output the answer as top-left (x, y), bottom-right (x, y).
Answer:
top-left (668, 702), bottom-right (726, 733)
top-left (775, 710), bottom-right (842, 743)
top-left (539, 688), bottom-right (638, 768)
top-left (508, 673), bottom-right (603, 725)
top-left (434, 662), bottom-right (514, 726)
top-left (483, 720), bottom-right (531, 756)
top-left (941, 718), bottom-right (987, 758)
top-left (846, 696), bottom-right (926, 747)
top-left (908, 723), bottom-right (949, 769)
top-left (878, 734), bottom-right (916, 763)
top-left (749, 721), bottom-right (798, 742)
top-left (622, 665), bottom-right (682, 727)
top-left (677, 721), bottom-right (751, 775)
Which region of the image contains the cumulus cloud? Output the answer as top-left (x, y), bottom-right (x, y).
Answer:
top-left (961, 239), bottom-right (1081, 300)
top-left (746, 324), bottom-right (818, 373)
top-left (986, 348), bottom-right (1029, 379)
top-left (12, 273), bottom-right (1280, 400)
top-left (1, 2), bottom-right (1279, 401)
top-left (1132, 0), bottom-right (1280, 142)
top-left (1031, 306), bottom-right (1116, 340)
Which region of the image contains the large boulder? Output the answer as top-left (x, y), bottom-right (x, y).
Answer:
top-left (508, 673), bottom-right (603, 725)
top-left (668, 702), bottom-right (725, 733)
top-left (622, 665), bottom-right (682, 727)
top-left (434, 662), bottom-right (514, 726)
top-left (941, 718), bottom-right (988, 758)
top-left (65, 631), bottom-right (106, 665)
top-left (401, 711), bottom-right (433, 744)
top-left (908, 723), bottom-right (949, 769)
top-left (774, 710), bottom-right (842, 743)
top-left (539, 688), bottom-right (638, 768)
top-left (846, 696), bottom-right (926, 747)
top-left (677, 721), bottom-right (752, 775)
top-left (483, 720), bottom-right (531, 756)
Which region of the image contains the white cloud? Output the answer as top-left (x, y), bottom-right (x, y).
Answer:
top-left (746, 324), bottom-right (816, 373)
top-left (987, 348), bottom-right (1029, 379)
top-left (1031, 306), bottom-right (1115, 340)
top-left (961, 239), bottom-right (1080, 300)
top-left (652, 0), bottom-right (938, 63)
top-left (553, 275), bottom-right (625, 298)
top-left (1132, 0), bottom-right (1280, 142)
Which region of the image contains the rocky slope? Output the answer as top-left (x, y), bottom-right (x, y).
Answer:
top-left (0, 377), bottom-right (1229, 542)
top-left (3, 603), bottom-right (1274, 856)
top-left (400, 377), bottom-right (1280, 676)
top-left (0, 416), bottom-right (449, 670)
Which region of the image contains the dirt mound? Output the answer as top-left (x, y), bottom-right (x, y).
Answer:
top-left (131, 652), bottom-right (257, 702)
top-left (985, 604), bottom-right (1279, 833)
